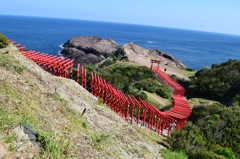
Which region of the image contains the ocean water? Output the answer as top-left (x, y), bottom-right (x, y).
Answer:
top-left (0, 15), bottom-right (240, 70)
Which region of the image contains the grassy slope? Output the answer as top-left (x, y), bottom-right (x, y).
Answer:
top-left (0, 45), bottom-right (169, 159)
top-left (144, 91), bottom-right (171, 110)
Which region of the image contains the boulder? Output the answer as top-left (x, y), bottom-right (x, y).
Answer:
top-left (60, 36), bottom-right (120, 66)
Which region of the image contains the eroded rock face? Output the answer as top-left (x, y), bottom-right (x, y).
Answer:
top-left (149, 49), bottom-right (187, 68)
top-left (122, 43), bottom-right (186, 68)
top-left (60, 36), bottom-right (120, 66)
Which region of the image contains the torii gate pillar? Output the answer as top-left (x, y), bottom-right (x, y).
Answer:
top-left (150, 59), bottom-right (161, 70)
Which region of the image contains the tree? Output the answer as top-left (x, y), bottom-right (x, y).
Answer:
top-left (192, 60), bottom-right (240, 102)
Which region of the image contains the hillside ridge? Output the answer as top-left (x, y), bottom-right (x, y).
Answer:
top-left (0, 43), bottom-right (166, 158)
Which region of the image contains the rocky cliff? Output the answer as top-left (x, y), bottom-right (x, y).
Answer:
top-left (60, 36), bottom-right (186, 69)
top-left (60, 36), bottom-right (122, 66)
top-left (122, 42), bottom-right (186, 68)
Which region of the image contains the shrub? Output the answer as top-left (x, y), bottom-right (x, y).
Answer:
top-left (168, 103), bottom-right (240, 158)
top-left (188, 150), bottom-right (224, 159)
top-left (132, 90), bottom-right (147, 100)
top-left (0, 33), bottom-right (8, 48)
top-left (127, 86), bottom-right (148, 100)
top-left (233, 93), bottom-right (240, 106)
top-left (155, 85), bottom-right (172, 99)
top-left (192, 60), bottom-right (240, 102)
top-left (213, 145), bottom-right (237, 159)
top-left (161, 149), bottom-right (188, 159)
top-left (95, 63), bottom-right (157, 91)
top-left (133, 78), bottom-right (160, 93)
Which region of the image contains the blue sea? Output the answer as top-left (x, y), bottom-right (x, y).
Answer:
top-left (0, 15), bottom-right (240, 70)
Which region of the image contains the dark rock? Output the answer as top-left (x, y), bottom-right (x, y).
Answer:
top-left (60, 36), bottom-right (120, 66)
top-left (22, 123), bottom-right (37, 143)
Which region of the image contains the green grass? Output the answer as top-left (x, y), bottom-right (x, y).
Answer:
top-left (0, 52), bottom-right (26, 74)
top-left (5, 135), bottom-right (16, 143)
top-left (161, 149), bottom-right (188, 159)
top-left (8, 144), bottom-right (15, 151)
top-left (38, 132), bottom-right (72, 159)
top-left (178, 68), bottom-right (196, 78)
top-left (144, 91), bottom-right (171, 109)
top-left (91, 133), bottom-right (111, 146)
top-left (0, 72), bottom-right (92, 158)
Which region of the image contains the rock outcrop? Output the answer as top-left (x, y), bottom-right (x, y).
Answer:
top-left (149, 49), bottom-right (187, 68)
top-left (60, 36), bottom-right (120, 66)
top-left (122, 42), bottom-right (186, 68)
top-left (60, 36), bottom-right (186, 69)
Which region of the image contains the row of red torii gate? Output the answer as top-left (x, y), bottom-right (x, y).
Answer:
top-left (9, 39), bottom-right (192, 136)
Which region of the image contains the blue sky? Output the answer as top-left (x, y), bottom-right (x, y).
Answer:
top-left (1, 0), bottom-right (240, 35)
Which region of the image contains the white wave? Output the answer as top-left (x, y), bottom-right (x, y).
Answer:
top-left (58, 43), bottom-right (64, 49)
top-left (147, 41), bottom-right (156, 44)
top-left (57, 51), bottom-right (63, 56)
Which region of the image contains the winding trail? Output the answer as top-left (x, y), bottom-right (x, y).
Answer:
top-left (152, 66), bottom-right (192, 129)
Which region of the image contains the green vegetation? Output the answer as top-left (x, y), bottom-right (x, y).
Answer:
top-left (165, 60), bottom-right (240, 159)
top-left (8, 144), bottom-right (15, 151)
top-left (86, 61), bottom-right (171, 101)
top-left (0, 51), bottom-right (86, 158)
top-left (0, 52), bottom-right (26, 74)
top-left (167, 103), bottom-right (240, 159)
top-left (191, 59), bottom-right (240, 102)
top-left (0, 89), bottom-right (81, 158)
top-left (0, 33), bottom-right (8, 48)
top-left (0, 46), bottom-right (166, 158)
top-left (161, 149), bottom-right (188, 159)
top-left (90, 133), bottom-right (111, 148)
top-left (37, 132), bottom-right (72, 158)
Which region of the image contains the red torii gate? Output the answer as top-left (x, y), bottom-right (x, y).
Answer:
top-left (150, 59), bottom-right (161, 70)
top-left (9, 39), bottom-right (178, 136)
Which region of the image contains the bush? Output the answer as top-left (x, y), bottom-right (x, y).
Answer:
top-left (188, 150), bottom-right (224, 159)
top-left (127, 86), bottom-right (147, 100)
top-left (161, 149), bottom-right (188, 159)
top-left (213, 145), bottom-right (237, 159)
top-left (233, 94), bottom-right (240, 106)
top-left (192, 60), bottom-right (240, 102)
top-left (155, 85), bottom-right (172, 99)
top-left (0, 33), bottom-right (8, 48)
top-left (132, 90), bottom-right (147, 100)
top-left (95, 63), bottom-right (157, 91)
top-left (133, 78), bottom-right (160, 93)
top-left (168, 103), bottom-right (240, 158)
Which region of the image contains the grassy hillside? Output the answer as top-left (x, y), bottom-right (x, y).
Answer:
top-left (0, 44), bottom-right (169, 158)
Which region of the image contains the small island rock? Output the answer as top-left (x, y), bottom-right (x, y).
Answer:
top-left (60, 36), bottom-right (120, 66)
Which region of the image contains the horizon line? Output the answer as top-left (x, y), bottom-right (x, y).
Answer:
top-left (1, 14), bottom-right (240, 37)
